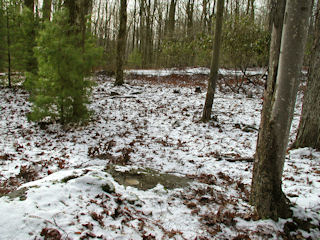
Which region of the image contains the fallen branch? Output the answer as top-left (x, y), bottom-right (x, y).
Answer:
top-left (223, 157), bottom-right (254, 162)
top-left (110, 95), bottom-right (137, 99)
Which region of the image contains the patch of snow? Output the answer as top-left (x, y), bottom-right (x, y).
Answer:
top-left (0, 68), bottom-right (319, 239)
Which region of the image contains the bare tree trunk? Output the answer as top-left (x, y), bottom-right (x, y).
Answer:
top-left (202, 0), bottom-right (224, 122)
top-left (143, 0), bottom-right (153, 66)
top-left (293, 1), bottom-right (320, 150)
top-left (208, 0), bottom-right (216, 34)
top-left (132, 0), bottom-right (137, 50)
top-left (250, 0), bottom-right (255, 21)
top-left (6, 6), bottom-right (11, 88)
top-left (0, 0), bottom-right (5, 72)
top-left (64, 0), bottom-right (92, 119)
top-left (251, 0), bottom-right (286, 206)
top-left (154, 0), bottom-right (163, 66)
top-left (104, 1), bottom-right (110, 47)
top-left (42, 0), bottom-right (52, 21)
top-left (234, 0), bottom-right (239, 24)
top-left (115, 0), bottom-right (127, 86)
top-left (24, 0), bottom-right (34, 10)
top-left (166, 0), bottom-right (176, 38)
top-left (186, 0), bottom-right (194, 38)
top-left (250, 0), bottom-right (312, 220)
top-left (202, 0), bottom-right (208, 31)
top-left (94, 0), bottom-right (102, 35)
top-left (139, 0), bottom-right (145, 65)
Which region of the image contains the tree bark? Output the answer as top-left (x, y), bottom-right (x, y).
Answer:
top-left (201, 0), bottom-right (224, 122)
top-left (186, 0), bottom-right (194, 38)
top-left (64, 0), bottom-right (92, 119)
top-left (166, 0), bottom-right (176, 38)
top-left (0, 0), bottom-right (5, 72)
top-left (202, 0), bottom-right (208, 31)
top-left (142, 0), bottom-right (153, 66)
top-left (251, 0), bottom-right (286, 212)
top-left (42, 0), bottom-right (52, 21)
top-left (250, 0), bottom-right (255, 21)
top-left (6, 6), bottom-right (11, 88)
top-left (24, 0), bottom-right (34, 10)
top-left (250, 0), bottom-right (312, 220)
top-left (139, 0), bottom-right (145, 64)
top-left (115, 0), bottom-right (127, 86)
top-left (293, 1), bottom-right (320, 150)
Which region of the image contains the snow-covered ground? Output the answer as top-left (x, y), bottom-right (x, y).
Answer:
top-left (0, 68), bottom-right (319, 239)
top-left (126, 67), bottom-right (265, 77)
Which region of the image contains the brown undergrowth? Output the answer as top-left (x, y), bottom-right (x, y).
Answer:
top-left (126, 73), bottom-right (208, 88)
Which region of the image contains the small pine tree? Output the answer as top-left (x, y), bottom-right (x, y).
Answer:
top-left (27, 10), bottom-right (102, 124)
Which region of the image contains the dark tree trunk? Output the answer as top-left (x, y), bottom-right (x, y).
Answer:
top-left (94, 0), bottom-right (102, 35)
top-left (186, 0), bottom-right (194, 38)
top-left (64, 0), bottom-right (92, 118)
top-left (24, 0), bottom-right (34, 10)
top-left (202, 0), bottom-right (208, 31)
top-left (250, 0), bottom-right (255, 21)
top-left (132, 0), bottom-right (137, 50)
top-left (139, 0), bottom-right (145, 64)
top-left (6, 7), bottom-right (11, 88)
top-left (251, 0), bottom-right (287, 201)
top-left (142, 0), bottom-right (153, 66)
top-left (250, 0), bottom-right (312, 220)
top-left (293, 1), bottom-right (320, 150)
top-left (64, 0), bottom-right (77, 25)
top-left (0, 0), bottom-right (4, 72)
top-left (115, 0), bottom-right (127, 86)
top-left (23, 0), bottom-right (37, 74)
top-left (208, 0), bottom-right (216, 34)
top-left (166, 0), bottom-right (176, 38)
top-left (42, 0), bottom-right (52, 21)
top-left (202, 0), bottom-right (224, 122)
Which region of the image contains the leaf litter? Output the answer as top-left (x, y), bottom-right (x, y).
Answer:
top-left (0, 67), bottom-right (319, 239)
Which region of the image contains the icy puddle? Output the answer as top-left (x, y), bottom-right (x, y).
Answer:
top-left (106, 165), bottom-right (192, 190)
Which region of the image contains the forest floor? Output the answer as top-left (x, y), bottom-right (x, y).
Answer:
top-left (0, 68), bottom-right (319, 240)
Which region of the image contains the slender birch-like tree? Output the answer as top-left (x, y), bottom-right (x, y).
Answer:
top-left (293, 1), bottom-right (320, 150)
top-left (115, 0), bottom-right (127, 86)
top-left (201, 0), bottom-right (224, 122)
top-left (251, 0), bottom-right (312, 220)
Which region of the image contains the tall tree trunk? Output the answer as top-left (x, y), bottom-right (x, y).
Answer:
top-left (250, 0), bottom-right (255, 21)
top-left (234, 0), bottom-right (239, 24)
top-left (143, 0), bottom-right (153, 66)
top-left (139, 0), bottom-right (145, 65)
top-left (208, 0), bottom-right (216, 34)
top-left (104, 1), bottom-right (110, 47)
top-left (0, 0), bottom-right (5, 72)
top-left (251, 0), bottom-right (286, 202)
top-left (6, 6), bottom-right (11, 88)
top-left (250, 0), bottom-right (312, 220)
top-left (132, 0), bottom-right (137, 50)
top-left (23, 0), bottom-right (37, 73)
top-left (186, 0), bottom-right (194, 38)
top-left (293, 1), bottom-right (320, 150)
top-left (202, 0), bottom-right (208, 31)
top-left (201, 0), bottom-right (224, 122)
top-left (64, 0), bottom-right (92, 119)
top-left (115, 0), bottom-right (127, 86)
top-left (166, 0), bottom-right (176, 38)
top-left (94, 0), bottom-right (101, 35)
top-left (24, 0), bottom-right (34, 10)
top-left (42, 0), bottom-right (52, 21)
top-left (186, 0), bottom-right (194, 64)
top-left (246, 0), bottom-right (250, 15)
